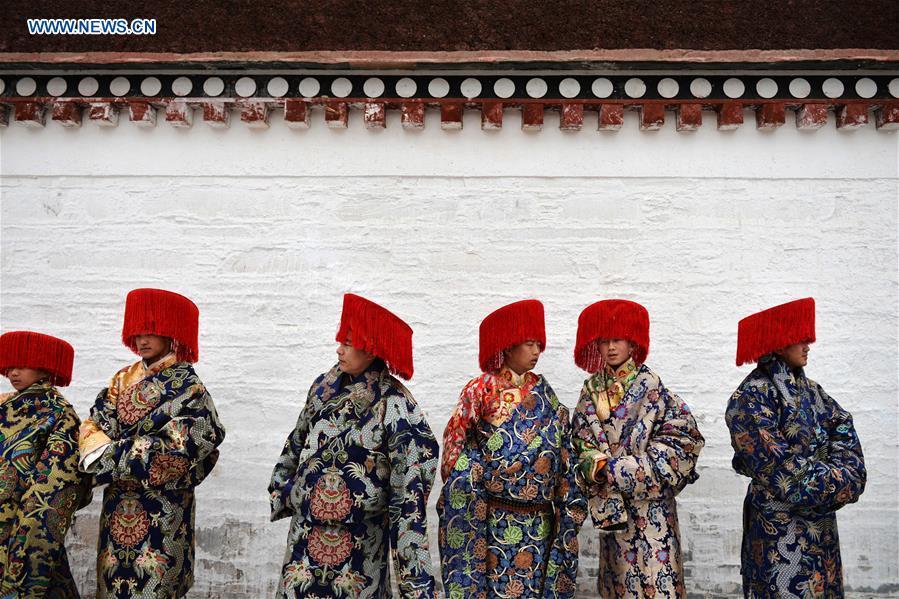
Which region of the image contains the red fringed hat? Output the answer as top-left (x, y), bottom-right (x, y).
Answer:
top-left (736, 297), bottom-right (815, 366)
top-left (478, 299), bottom-right (546, 373)
top-left (122, 288), bottom-right (200, 363)
top-left (336, 293), bottom-right (414, 380)
top-left (574, 299), bottom-right (650, 372)
top-left (0, 331), bottom-right (75, 386)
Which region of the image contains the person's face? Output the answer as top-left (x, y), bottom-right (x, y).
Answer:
top-left (776, 342), bottom-right (810, 369)
top-left (598, 338), bottom-right (635, 369)
top-left (503, 340), bottom-right (541, 374)
top-left (5, 367), bottom-right (49, 391)
top-left (134, 334), bottom-right (172, 363)
top-left (336, 332), bottom-right (376, 376)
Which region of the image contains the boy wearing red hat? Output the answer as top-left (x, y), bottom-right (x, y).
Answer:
top-left (268, 294), bottom-right (439, 599)
top-left (571, 299), bottom-right (704, 599)
top-left (78, 289), bottom-right (225, 599)
top-left (0, 331), bottom-right (91, 598)
top-left (438, 299), bottom-right (587, 599)
top-left (726, 298), bottom-right (865, 598)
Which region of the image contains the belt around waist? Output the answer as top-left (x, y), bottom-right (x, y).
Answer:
top-left (486, 496), bottom-right (553, 514)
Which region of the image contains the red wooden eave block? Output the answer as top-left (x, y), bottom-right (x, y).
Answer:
top-left (716, 102), bottom-right (743, 130)
top-left (15, 102), bottom-right (46, 127)
top-left (284, 100), bottom-right (309, 129)
top-left (795, 104), bottom-right (828, 129)
top-left (755, 103), bottom-right (785, 130)
top-left (560, 103), bottom-right (584, 131)
top-left (325, 102), bottom-right (348, 128)
top-left (481, 102), bottom-right (503, 130)
top-left (402, 103), bottom-right (425, 129)
top-left (836, 103), bottom-right (869, 130)
top-left (440, 103), bottom-right (463, 130)
top-left (165, 101), bottom-right (193, 127)
top-left (364, 102), bottom-right (386, 129)
top-left (640, 104), bottom-right (665, 131)
top-left (202, 102), bottom-right (230, 128)
top-left (521, 103), bottom-right (543, 131)
top-left (52, 101), bottom-right (82, 127)
top-left (676, 104), bottom-right (702, 131)
top-left (240, 101), bottom-right (270, 129)
top-left (875, 102), bottom-right (899, 131)
top-left (598, 104), bottom-right (623, 130)
top-left (128, 101), bottom-right (156, 127)
top-left (88, 102), bottom-right (118, 127)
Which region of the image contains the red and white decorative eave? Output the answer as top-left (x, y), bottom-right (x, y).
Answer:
top-left (1, 71), bottom-right (898, 132)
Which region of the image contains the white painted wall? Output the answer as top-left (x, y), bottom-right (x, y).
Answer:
top-left (1, 107), bottom-right (897, 597)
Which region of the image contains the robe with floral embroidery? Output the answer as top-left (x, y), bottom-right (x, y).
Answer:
top-left (81, 356), bottom-right (225, 599)
top-left (438, 368), bottom-right (587, 599)
top-left (0, 382), bottom-right (91, 598)
top-left (571, 361), bottom-right (704, 599)
top-left (269, 360), bottom-right (439, 599)
top-left (725, 355), bottom-right (865, 599)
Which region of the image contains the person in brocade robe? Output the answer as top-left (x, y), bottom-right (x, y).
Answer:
top-left (439, 299), bottom-right (587, 599)
top-left (0, 331), bottom-right (91, 598)
top-left (726, 297), bottom-right (865, 598)
top-left (571, 299), bottom-right (703, 598)
top-left (79, 288), bottom-right (225, 599)
top-left (269, 293), bottom-right (439, 599)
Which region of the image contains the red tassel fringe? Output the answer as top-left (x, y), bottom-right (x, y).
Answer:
top-left (122, 288), bottom-right (200, 363)
top-left (736, 297), bottom-right (815, 366)
top-left (574, 299), bottom-right (650, 373)
top-left (0, 330), bottom-right (75, 386)
top-left (336, 293), bottom-right (414, 380)
top-left (478, 299), bottom-right (546, 373)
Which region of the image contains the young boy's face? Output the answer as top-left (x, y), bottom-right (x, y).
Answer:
top-left (598, 338), bottom-right (636, 369)
top-left (502, 339), bottom-right (542, 375)
top-left (6, 367), bottom-right (49, 391)
top-left (134, 334), bottom-right (172, 363)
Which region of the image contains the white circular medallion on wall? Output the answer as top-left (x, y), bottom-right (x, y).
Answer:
top-left (559, 78), bottom-right (581, 99)
top-left (203, 77), bottom-right (225, 97)
top-left (822, 78), bottom-right (844, 99)
top-left (428, 78), bottom-right (450, 98)
top-left (723, 78), bottom-right (745, 99)
top-left (267, 77), bottom-right (289, 98)
top-left (890, 78), bottom-right (899, 98)
top-left (460, 78), bottom-right (482, 99)
top-left (16, 77), bottom-right (37, 96)
top-left (140, 77), bottom-right (162, 96)
top-left (525, 78), bottom-right (547, 99)
top-left (657, 78), bottom-right (679, 99)
top-left (624, 78), bottom-right (646, 99)
top-left (172, 76), bottom-right (193, 97)
top-left (235, 77), bottom-right (257, 98)
top-left (78, 77), bottom-right (100, 97)
top-left (855, 78), bottom-right (877, 99)
top-left (788, 78), bottom-right (811, 99)
top-left (299, 77), bottom-right (320, 98)
top-left (494, 78), bottom-right (515, 99)
top-left (46, 77), bottom-right (68, 97)
top-left (331, 77), bottom-right (353, 98)
top-left (395, 77), bottom-right (417, 98)
top-left (110, 76), bottom-right (130, 97)
top-left (690, 78), bottom-right (712, 99)
top-left (756, 78), bottom-right (778, 99)
top-left (363, 78), bottom-right (385, 98)
top-left (591, 78), bottom-right (613, 98)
